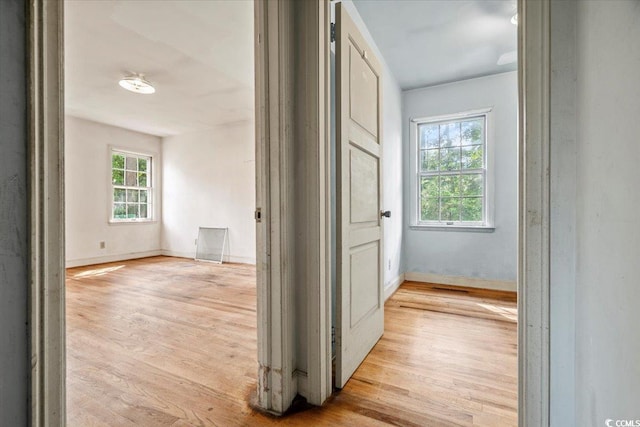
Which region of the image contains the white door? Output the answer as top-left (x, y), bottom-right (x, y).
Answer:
top-left (335, 3), bottom-right (385, 389)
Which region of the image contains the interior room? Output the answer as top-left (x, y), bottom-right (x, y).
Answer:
top-left (6, 0), bottom-right (640, 425)
top-left (327, 1), bottom-right (519, 425)
top-left (63, 0), bottom-right (516, 425)
top-left (63, 0), bottom-right (258, 424)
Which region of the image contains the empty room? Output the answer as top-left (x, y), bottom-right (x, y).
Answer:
top-left (63, 0), bottom-right (258, 424)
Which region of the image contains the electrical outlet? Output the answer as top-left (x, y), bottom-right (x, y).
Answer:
top-left (388, 259), bottom-right (391, 271)
top-left (99, 241), bottom-right (106, 249)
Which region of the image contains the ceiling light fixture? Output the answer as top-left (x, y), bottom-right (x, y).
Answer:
top-left (511, 13), bottom-right (518, 26)
top-left (118, 74), bottom-right (156, 94)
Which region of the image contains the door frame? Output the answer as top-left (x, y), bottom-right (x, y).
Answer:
top-left (517, 0), bottom-right (551, 424)
top-left (29, 0), bottom-right (550, 424)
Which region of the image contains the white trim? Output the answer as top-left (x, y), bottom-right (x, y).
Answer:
top-left (410, 107), bottom-right (493, 124)
top-left (160, 250), bottom-right (256, 265)
top-left (384, 273), bottom-right (405, 301)
top-left (28, 0), bottom-right (66, 425)
top-left (409, 224), bottom-right (495, 232)
top-left (254, 0), bottom-right (298, 414)
top-left (519, 0), bottom-right (551, 425)
top-left (298, 0), bottom-right (333, 407)
top-left (65, 250), bottom-right (163, 268)
top-left (404, 272), bottom-right (517, 293)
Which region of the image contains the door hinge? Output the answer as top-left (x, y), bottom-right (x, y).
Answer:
top-left (254, 208), bottom-right (262, 222)
top-left (330, 22), bottom-right (336, 43)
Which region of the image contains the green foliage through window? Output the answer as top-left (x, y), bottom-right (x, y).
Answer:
top-left (111, 151), bottom-right (152, 221)
top-left (417, 116), bottom-right (486, 224)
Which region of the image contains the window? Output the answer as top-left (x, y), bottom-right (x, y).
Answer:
top-left (111, 150), bottom-right (152, 222)
top-left (411, 109), bottom-right (493, 229)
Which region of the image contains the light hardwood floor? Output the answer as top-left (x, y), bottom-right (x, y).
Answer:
top-left (66, 256), bottom-right (517, 426)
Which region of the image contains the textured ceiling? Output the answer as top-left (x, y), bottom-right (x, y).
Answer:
top-left (65, 0), bottom-right (254, 137)
top-left (352, 0), bottom-right (518, 90)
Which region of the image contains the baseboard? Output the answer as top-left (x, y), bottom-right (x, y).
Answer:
top-left (404, 271), bottom-right (516, 292)
top-left (65, 250), bottom-right (162, 268)
top-left (384, 273), bottom-right (405, 301)
top-left (161, 250), bottom-right (256, 265)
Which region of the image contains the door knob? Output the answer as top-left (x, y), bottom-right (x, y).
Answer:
top-left (380, 210), bottom-right (391, 218)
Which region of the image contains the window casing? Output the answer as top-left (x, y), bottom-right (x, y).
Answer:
top-left (410, 108), bottom-right (494, 229)
top-left (110, 149), bottom-right (153, 222)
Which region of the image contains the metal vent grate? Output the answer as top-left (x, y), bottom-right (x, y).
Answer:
top-left (195, 227), bottom-right (228, 264)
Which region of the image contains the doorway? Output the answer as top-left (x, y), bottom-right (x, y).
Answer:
top-left (62, 0), bottom-right (259, 424)
top-left (330, 1), bottom-right (519, 424)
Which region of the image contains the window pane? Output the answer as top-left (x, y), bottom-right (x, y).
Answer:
top-left (138, 158), bottom-right (148, 172)
top-left (420, 176), bottom-right (439, 199)
top-left (461, 174), bottom-right (483, 197)
top-left (461, 197), bottom-right (483, 222)
top-left (440, 122), bottom-right (461, 147)
top-left (439, 147), bottom-right (460, 171)
top-left (126, 156), bottom-right (137, 171)
top-left (421, 198), bottom-right (438, 221)
top-left (127, 204), bottom-right (139, 219)
top-left (420, 149), bottom-right (438, 172)
top-left (127, 189), bottom-right (139, 203)
top-left (138, 172), bottom-right (148, 187)
top-left (112, 169), bottom-right (124, 185)
top-left (126, 171), bottom-right (137, 186)
top-left (461, 119), bottom-right (483, 145)
top-left (112, 153), bottom-right (125, 169)
top-left (419, 124), bottom-right (439, 149)
top-left (440, 198), bottom-right (460, 222)
top-left (461, 145), bottom-right (484, 169)
top-left (440, 175), bottom-right (460, 197)
top-left (113, 188), bottom-right (126, 203)
top-left (139, 190), bottom-right (148, 203)
top-left (113, 203), bottom-right (126, 219)
top-left (140, 203), bottom-right (148, 219)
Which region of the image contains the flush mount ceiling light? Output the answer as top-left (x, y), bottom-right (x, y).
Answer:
top-left (118, 74), bottom-right (156, 94)
top-left (511, 13), bottom-right (518, 25)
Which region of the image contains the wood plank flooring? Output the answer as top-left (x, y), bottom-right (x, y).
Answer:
top-left (66, 256), bottom-right (517, 426)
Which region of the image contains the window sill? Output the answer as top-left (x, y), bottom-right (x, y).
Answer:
top-left (410, 224), bottom-right (495, 233)
top-left (108, 220), bottom-right (158, 226)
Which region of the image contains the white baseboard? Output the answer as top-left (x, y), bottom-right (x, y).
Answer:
top-left (66, 250), bottom-right (162, 268)
top-left (161, 250), bottom-right (256, 265)
top-left (384, 273), bottom-right (405, 301)
top-left (404, 271), bottom-right (516, 292)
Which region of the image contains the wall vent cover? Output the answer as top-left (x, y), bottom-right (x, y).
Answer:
top-left (195, 227), bottom-right (228, 264)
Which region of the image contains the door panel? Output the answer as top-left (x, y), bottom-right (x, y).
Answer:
top-left (349, 45), bottom-right (379, 137)
top-left (349, 148), bottom-right (379, 224)
top-left (349, 242), bottom-right (380, 327)
top-left (335, 3), bottom-right (384, 389)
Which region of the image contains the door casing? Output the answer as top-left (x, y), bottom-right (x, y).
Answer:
top-left (28, 0), bottom-right (550, 424)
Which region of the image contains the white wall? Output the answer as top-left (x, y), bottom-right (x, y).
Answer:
top-left (161, 123), bottom-right (256, 264)
top-left (402, 72), bottom-right (518, 288)
top-left (549, 0), bottom-right (640, 423)
top-left (334, 1), bottom-right (404, 297)
top-left (65, 116), bottom-right (162, 267)
top-left (572, 0), bottom-right (640, 422)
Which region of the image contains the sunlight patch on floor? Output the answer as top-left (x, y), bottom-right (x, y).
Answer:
top-left (73, 265), bottom-right (125, 278)
top-left (476, 302), bottom-right (518, 321)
